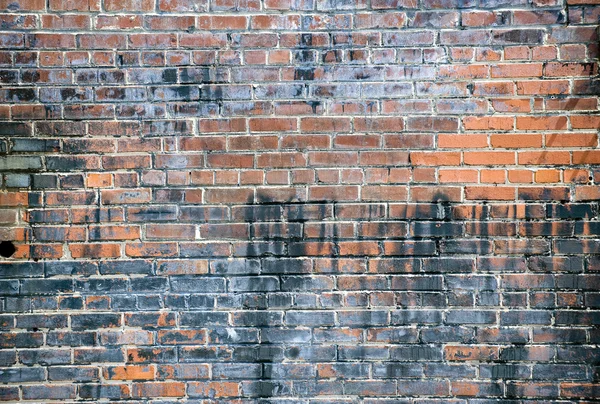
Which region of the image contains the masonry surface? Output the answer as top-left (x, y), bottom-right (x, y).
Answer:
top-left (0, 0), bottom-right (599, 401)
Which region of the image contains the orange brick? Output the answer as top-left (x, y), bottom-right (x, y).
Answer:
top-left (438, 134), bottom-right (488, 148)
top-left (491, 63), bottom-right (543, 78)
top-left (573, 150), bottom-right (600, 164)
top-left (463, 116), bottom-right (513, 131)
top-left (564, 169), bottom-right (589, 183)
top-left (535, 169), bottom-right (561, 183)
top-left (480, 169), bottom-right (505, 184)
top-left (439, 169), bottom-right (478, 183)
top-left (544, 62), bottom-right (595, 77)
top-left (413, 167), bottom-right (436, 182)
top-left (545, 133), bottom-right (597, 147)
top-left (0, 192), bottom-right (29, 206)
top-left (338, 241), bottom-right (380, 256)
top-left (199, 118), bottom-right (246, 133)
top-left (301, 117), bottom-right (352, 133)
top-left (574, 186), bottom-right (600, 201)
top-left (546, 97), bottom-right (597, 111)
top-left (410, 152), bottom-right (461, 166)
top-left (198, 15), bottom-right (248, 30)
top-left (87, 173), bottom-right (112, 187)
top-left (132, 382), bottom-right (185, 398)
top-left (571, 115), bottom-right (600, 129)
top-left (438, 64), bottom-right (489, 79)
top-left (465, 186), bottom-right (515, 201)
top-left (105, 365), bottom-right (156, 381)
top-left (492, 98), bottom-right (531, 113)
top-left (490, 134), bottom-right (542, 148)
top-left (268, 49), bottom-right (291, 64)
top-left (518, 151), bottom-right (570, 165)
top-left (249, 117), bottom-right (297, 132)
top-left (517, 80), bottom-right (569, 95)
top-left (516, 116), bottom-right (568, 130)
top-left (508, 169), bottom-right (534, 183)
top-left (464, 151), bottom-right (515, 165)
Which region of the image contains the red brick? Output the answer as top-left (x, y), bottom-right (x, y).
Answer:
top-left (491, 134), bottom-right (542, 148)
top-left (147, 224), bottom-right (196, 240)
top-left (205, 188), bottom-right (254, 204)
top-left (518, 151), bottom-right (570, 165)
top-left (301, 117), bottom-right (352, 133)
top-left (439, 169), bottom-right (478, 183)
top-left (464, 151), bottom-right (515, 165)
top-left (102, 189), bottom-right (152, 205)
top-left (355, 117), bottom-right (405, 132)
top-left (534, 169), bottom-right (560, 183)
top-left (465, 186), bottom-right (515, 201)
top-left (5, 0), bottom-right (46, 9)
top-left (564, 169), bottom-right (590, 183)
top-left (491, 63), bottom-right (543, 78)
top-left (463, 116), bottom-right (513, 131)
top-left (199, 118), bottom-right (246, 133)
top-left (492, 98), bottom-right (531, 113)
top-left (229, 136), bottom-right (278, 150)
top-left (90, 225), bottom-right (140, 240)
top-left (508, 169), bottom-right (534, 184)
top-left (439, 64), bottom-right (489, 78)
top-left (411, 186), bottom-right (462, 202)
top-left (438, 134), bottom-right (488, 148)
top-left (309, 186), bottom-right (359, 201)
top-left (445, 345), bottom-right (499, 361)
top-left (517, 80), bottom-right (569, 95)
top-left (132, 382), bottom-right (185, 398)
top-left (410, 152), bottom-right (461, 166)
top-left (362, 185), bottom-right (408, 201)
top-left (516, 116), bottom-right (568, 130)
top-left (41, 14), bottom-right (90, 29)
top-left (359, 151), bottom-right (410, 166)
top-left (571, 115), bottom-right (600, 129)
top-left (250, 117), bottom-right (297, 132)
top-left (125, 242), bottom-right (178, 257)
top-left (309, 151), bottom-right (358, 167)
top-left (338, 241), bottom-right (380, 256)
top-left (70, 243), bottom-right (121, 258)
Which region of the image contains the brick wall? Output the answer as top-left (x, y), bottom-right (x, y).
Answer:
top-left (0, 0), bottom-right (599, 401)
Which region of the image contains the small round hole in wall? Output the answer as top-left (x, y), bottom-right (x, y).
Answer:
top-left (0, 241), bottom-right (16, 258)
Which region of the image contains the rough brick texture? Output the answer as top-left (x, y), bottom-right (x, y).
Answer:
top-left (0, 0), bottom-right (599, 401)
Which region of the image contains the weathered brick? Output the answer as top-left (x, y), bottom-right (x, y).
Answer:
top-left (0, 0), bottom-right (595, 401)
top-left (71, 313), bottom-right (121, 330)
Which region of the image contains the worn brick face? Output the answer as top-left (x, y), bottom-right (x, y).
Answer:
top-left (0, 0), bottom-right (598, 401)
